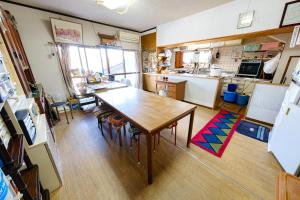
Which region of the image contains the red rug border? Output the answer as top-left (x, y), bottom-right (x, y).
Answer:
top-left (191, 110), bottom-right (244, 158)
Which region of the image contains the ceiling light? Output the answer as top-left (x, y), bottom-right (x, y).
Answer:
top-left (96, 0), bottom-right (135, 14)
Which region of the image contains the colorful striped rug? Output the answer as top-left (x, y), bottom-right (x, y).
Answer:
top-left (191, 110), bottom-right (243, 157)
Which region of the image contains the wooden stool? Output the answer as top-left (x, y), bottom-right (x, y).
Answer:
top-left (108, 113), bottom-right (127, 146)
top-left (93, 104), bottom-right (113, 135)
top-left (129, 124), bottom-right (142, 163)
top-left (155, 121), bottom-right (178, 150)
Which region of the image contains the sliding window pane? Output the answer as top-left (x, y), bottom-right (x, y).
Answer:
top-left (79, 47), bottom-right (88, 73)
top-left (115, 74), bottom-right (125, 82)
top-left (85, 48), bottom-right (103, 74)
top-left (126, 74), bottom-right (140, 88)
top-left (72, 77), bottom-right (86, 92)
top-left (100, 48), bottom-right (109, 75)
top-left (124, 51), bottom-right (139, 73)
top-left (183, 51), bottom-right (194, 64)
top-left (107, 48), bottom-right (124, 74)
top-left (68, 46), bottom-right (82, 71)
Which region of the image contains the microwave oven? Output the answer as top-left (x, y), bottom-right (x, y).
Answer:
top-left (237, 60), bottom-right (263, 78)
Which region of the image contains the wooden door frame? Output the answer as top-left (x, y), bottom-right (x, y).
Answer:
top-left (280, 55), bottom-right (300, 84)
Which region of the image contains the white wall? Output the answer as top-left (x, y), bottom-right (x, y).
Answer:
top-left (157, 0), bottom-right (291, 46)
top-left (273, 36), bottom-right (300, 83)
top-left (1, 2), bottom-right (140, 100)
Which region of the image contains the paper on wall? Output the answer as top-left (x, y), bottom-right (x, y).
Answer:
top-left (290, 25), bottom-right (300, 48)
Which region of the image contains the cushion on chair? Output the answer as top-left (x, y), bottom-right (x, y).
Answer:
top-left (93, 104), bottom-right (113, 116)
top-left (97, 112), bottom-right (112, 121)
top-left (129, 124), bottom-right (141, 138)
top-left (109, 114), bottom-right (126, 127)
top-left (167, 122), bottom-right (178, 129)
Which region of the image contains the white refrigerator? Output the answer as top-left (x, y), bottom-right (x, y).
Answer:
top-left (268, 60), bottom-right (300, 176)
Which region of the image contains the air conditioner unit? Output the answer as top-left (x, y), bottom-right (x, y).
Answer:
top-left (119, 31), bottom-right (140, 43)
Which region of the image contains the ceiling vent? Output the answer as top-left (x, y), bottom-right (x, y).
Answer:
top-left (119, 31), bottom-right (140, 43)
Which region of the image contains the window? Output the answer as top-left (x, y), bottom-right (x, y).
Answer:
top-left (182, 51), bottom-right (194, 65)
top-left (124, 50), bottom-right (138, 73)
top-left (69, 46), bottom-right (82, 71)
top-left (85, 48), bottom-right (103, 73)
top-left (78, 47), bottom-right (88, 73)
top-left (65, 45), bottom-right (141, 90)
top-left (182, 50), bottom-right (212, 65)
top-left (100, 48), bottom-right (109, 75)
top-left (107, 48), bottom-right (124, 74)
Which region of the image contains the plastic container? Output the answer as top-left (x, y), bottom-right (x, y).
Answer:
top-left (236, 94), bottom-right (249, 105)
top-left (224, 91), bottom-right (237, 103)
top-left (260, 42), bottom-right (282, 51)
top-left (227, 83), bottom-right (237, 92)
top-left (244, 44), bottom-right (261, 52)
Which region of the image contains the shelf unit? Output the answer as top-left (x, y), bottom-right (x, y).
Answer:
top-left (8, 96), bottom-right (63, 192)
top-left (0, 100), bottom-right (50, 200)
top-left (0, 7), bottom-right (35, 96)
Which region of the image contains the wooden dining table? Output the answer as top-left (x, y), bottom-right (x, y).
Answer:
top-left (94, 87), bottom-right (197, 184)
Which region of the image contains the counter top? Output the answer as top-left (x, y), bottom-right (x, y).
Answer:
top-left (155, 79), bottom-right (187, 84)
top-left (143, 72), bottom-right (223, 80)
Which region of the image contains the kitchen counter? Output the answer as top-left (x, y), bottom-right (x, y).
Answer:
top-left (143, 72), bottom-right (224, 80)
top-left (143, 73), bottom-right (222, 109)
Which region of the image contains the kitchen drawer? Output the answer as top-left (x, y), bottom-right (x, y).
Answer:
top-left (167, 84), bottom-right (176, 93)
top-left (167, 91), bottom-right (176, 99)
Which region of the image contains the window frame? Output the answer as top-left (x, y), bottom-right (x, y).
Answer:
top-left (66, 44), bottom-right (141, 89)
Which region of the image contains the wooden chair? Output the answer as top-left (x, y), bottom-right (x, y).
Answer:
top-left (129, 124), bottom-right (143, 163)
top-left (128, 124), bottom-right (158, 163)
top-left (155, 122), bottom-right (178, 150)
top-left (108, 113), bottom-right (127, 146)
top-left (45, 94), bottom-right (73, 124)
top-left (93, 103), bottom-right (113, 135)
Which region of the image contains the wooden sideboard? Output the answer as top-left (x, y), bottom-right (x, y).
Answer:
top-left (155, 79), bottom-right (186, 100)
top-left (277, 172), bottom-right (300, 200)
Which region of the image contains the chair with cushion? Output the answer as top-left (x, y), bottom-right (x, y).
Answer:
top-left (129, 123), bottom-right (143, 163)
top-left (93, 103), bottom-right (113, 135)
top-left (108, 113), bottom-right (127, 146)
top-left (155, 121), bottom-right (178, 150)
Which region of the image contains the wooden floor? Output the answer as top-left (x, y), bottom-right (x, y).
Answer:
top-left (51, 106), bottom-right (281, 200)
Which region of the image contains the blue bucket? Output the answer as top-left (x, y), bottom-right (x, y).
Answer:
top-left (228, 84), bottom-right (237, 92)
top-left (236, 94), bottom-right (249, 105)
top-left (224, 91), bottom-right (237, 103)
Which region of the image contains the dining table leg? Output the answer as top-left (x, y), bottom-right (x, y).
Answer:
top-left (187, 110), bottom-right (195, 148)
top-left (146, 133), bottom-right (153, 184)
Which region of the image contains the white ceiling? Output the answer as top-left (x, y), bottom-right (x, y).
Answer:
top-left (8, 0), bottom-right (233, 32)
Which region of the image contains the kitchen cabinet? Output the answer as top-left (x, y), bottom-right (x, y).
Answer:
top-left (246, 83), bottom-right (288, 124)
top-left (141, 32), bottom-right (156, 51)
top-left (155, 80), bottom-right (186, 100)
top-left (175, 51), bottom-right (183, 68)
top-left (143, 73), bottom-right (221, 108)
top-left (143, 73), bottom-right (157, 92)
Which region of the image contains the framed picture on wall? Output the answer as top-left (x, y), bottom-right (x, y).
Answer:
top-left (50, 18), bottom-right (83, 44)
top-left (280, 0), bottom-right (300, 27)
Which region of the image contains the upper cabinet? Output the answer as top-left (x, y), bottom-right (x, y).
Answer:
top-left (141, 32), bottom-right (156, 51)
top-left (0, 7), bottom-right (35, 96)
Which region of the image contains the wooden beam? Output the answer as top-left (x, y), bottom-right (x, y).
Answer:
top-left (157, 26), bottom-right (294, 49)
